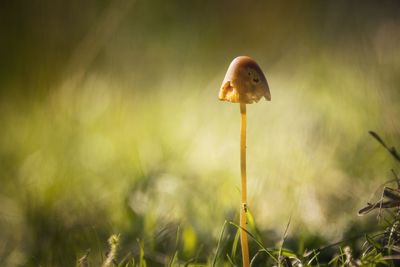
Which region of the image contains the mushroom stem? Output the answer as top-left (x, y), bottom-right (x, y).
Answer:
top-left (240, 103), bottom-right (250, 267)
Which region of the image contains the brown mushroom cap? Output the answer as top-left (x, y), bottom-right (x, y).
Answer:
top-left (218, 56), bottom-right (271, 104)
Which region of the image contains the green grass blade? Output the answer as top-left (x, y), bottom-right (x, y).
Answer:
top-left (228, 221), bottom-right (279, 263)
top-left (279, 215), bottom-right (292, 262)
top-left (212, 220), bottom-right (227, 267)
top-left (231, 226), bottom-right (241, 261)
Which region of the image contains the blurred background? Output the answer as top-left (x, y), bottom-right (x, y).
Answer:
top-left (1, 0), bottom-right (400, 266)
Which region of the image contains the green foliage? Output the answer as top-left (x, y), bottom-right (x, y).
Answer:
top-left (1, 1), bottom-right (400, 266)
top-left (73, 132), bottom-right (400, 267)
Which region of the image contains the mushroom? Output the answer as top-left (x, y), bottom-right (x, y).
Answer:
top-left (219, 56), bottom-right (270, 267)
top-left (219, 56), bottom-right (271, 104)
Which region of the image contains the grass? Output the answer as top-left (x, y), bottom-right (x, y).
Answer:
top-left (1, 56), bottom-right (398, 266)
top-left (71, 132), bottom-right (400, 266)
top-left (1, 2), bottom-right (400, 266)
top-left (76, 217), bottom-right (399, 266)
top-left (0, 89), bottom-right (398, 266)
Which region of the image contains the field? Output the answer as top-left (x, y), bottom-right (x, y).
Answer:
top-left (1, 1), bottom-right (400, 266)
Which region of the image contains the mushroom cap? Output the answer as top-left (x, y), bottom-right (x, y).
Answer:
top-left (218, 56), bottom-right (271, 104)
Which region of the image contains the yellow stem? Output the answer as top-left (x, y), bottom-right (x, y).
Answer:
top-left (240, 103), bottom-right (249, 267)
